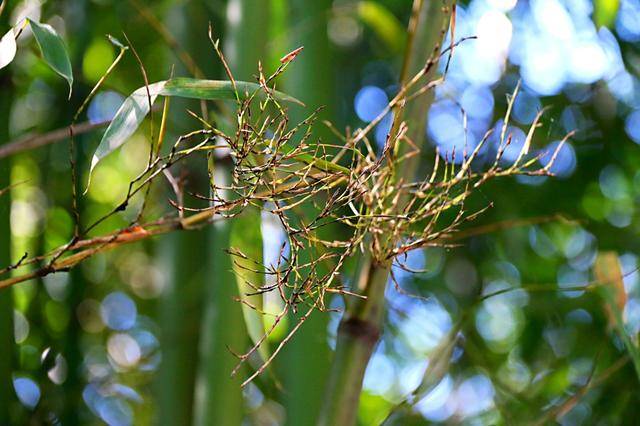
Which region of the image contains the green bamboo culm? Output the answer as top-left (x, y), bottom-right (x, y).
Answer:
top-left (62, 2), bottom-right (94, 422)
top-left (193, 221), bottom-right (246, 426)
top-left (154, 2), bottom-right (214, 424)
top-left (194, 0), bottom-right (271, 424)
top-left (0, 2), bottom-right (16, 421)
top-left (0, 69), bottom-right (15, 425)
top-left (156, 231), bottom-right (207, 425)
top-left (280, 0), bottom-right (335, 424)
top-left (318, 1), bottom-right (452, 425)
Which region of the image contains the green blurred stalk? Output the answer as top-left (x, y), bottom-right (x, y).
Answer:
top-left (193, 222), bottom-right (246, 426)
top-left (155, 2), bottom-right (217, 425)
top-left (0, 61), bottom-right (16, 425)
top-left (0, 3), bottom-right (17, 421)
top-left (223, 0), bottom-right (270, 82)
top-left (280, 0), bottom-right (334, 424)
top-left (319, 1), bottom-right (450, 425)
top-left (156, 231), bottom-right (207, 425)
top-left (193, 1), bottom-right (270, 424)
top-left (60, 3), bottom-right (93, 422)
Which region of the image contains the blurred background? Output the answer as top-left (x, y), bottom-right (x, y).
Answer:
top-left (1, 0), bottom-right (640, 424)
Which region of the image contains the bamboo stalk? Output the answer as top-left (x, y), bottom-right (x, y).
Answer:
top-left (61, 4), bottom-right (95, 422)
top-left (0, 4), bottom-right (17, 420)
top-left (194, 1), bottom-right (270, 423)
top-left (193, 222), bottom-right (246, 426)
top-left (319, 1), bottom-right (452, 424)
top-left (281, 0), bottom-right (334, 424)
top-left (156, 231), bottom-right (207, 426)
top-left (318, 262), bottom-right (389, 426)
top-left (154, 2), bottom-right (213, 424)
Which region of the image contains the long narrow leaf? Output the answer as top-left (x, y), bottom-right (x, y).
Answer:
top-left (89, 81), bottom-right (165, 179)
top-left (88, 78), bottom-right (301, 187)
top-left (162, 77), bottom-right (302, 104)
top-left (594, 252), bottom-right (640, 381)
top-left (27, 19), bottom-right (73, 96)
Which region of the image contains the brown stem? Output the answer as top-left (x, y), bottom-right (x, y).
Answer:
top-left (0, 120), bottom-right (109, 159)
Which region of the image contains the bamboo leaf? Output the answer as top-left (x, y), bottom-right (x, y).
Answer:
top-left (594, 252), bottom-right (640, 381)
top-left (229, 208), bottom-right (270, 361)
top-left (357, 2), bottom-right (406, 53)
top-left (0, 27), bottom-right (16, 70)
top-left (162, 77), bottom-right (303, 105)
top-left (88, 78), bottom-right (301, 189)
top-left (27, 19), bottom-right (73, 97)
top-left (88, 81), bottom-right (165, 186)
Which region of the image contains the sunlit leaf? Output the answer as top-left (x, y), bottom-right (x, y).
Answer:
top-left (357, 1), bottom-right (406, 53)
top-left (594, 252), bottom-right (640, 381)
top-left (358, 391), bottom-right (393, 425)
top-left (161, 77), bottom-right (303, 105)
top-left (229, 208), bottom-right (270, 361)
top-left (0, 28), bottom-right (16, 70)
top-left (89, 81), bottom-right (165, 184)
top-left (28, 19), bottom-right (73, 96)
top-left (594, 0), bottom-right (620, 28)
top-left (88, 78), bottom-right (301, 189)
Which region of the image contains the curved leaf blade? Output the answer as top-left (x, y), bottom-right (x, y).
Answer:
top-left (87, 81), bottom-right (165, 188)
top-left (0, 28), bottom-right (16, 70)
top-left (89, 78), bottom-right (301, 189)
top-left (27, 20), bottom-right (73, 96)
top-left (161, 77), bottom-right (303, 105)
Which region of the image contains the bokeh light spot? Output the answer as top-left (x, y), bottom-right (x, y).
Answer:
top-left (13, 377), bottom-right (40, 410)
top-left (101, 292), bottom-right (137, 331)
top-left (354, 86), bottom-right (388, 122)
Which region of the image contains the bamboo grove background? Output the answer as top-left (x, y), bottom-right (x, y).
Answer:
top-left (1, 0), bottom-right (640, 424)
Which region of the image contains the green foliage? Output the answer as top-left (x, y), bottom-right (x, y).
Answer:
top-left (594, 252), bottom-right (640, 380)
top-left (27, 20), bottom-right (73, 96)
top-left (0, 19), bottom-right (73, 95)
top-left (89, 77), bottom-right (301, 185)
top-left (2, 1), bottom-right (640, 425)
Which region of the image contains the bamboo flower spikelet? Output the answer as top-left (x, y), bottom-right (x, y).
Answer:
top-left (0, 38), bottom-right (566, 388)
top-left (3, 0), bottom-right (635, 424)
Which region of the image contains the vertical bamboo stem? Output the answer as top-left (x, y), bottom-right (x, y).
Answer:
top-left (194, 1), bottom-right (270, 424)
top-left (155, 3), bottom-right (214, 424)
top-left (319, 1), bottom-right (452, 424)
top-left (0, 74), bottom-right (16, 424)
top-left (281, 0), bottom-right (335, 424)
top-left (62, 3), bottom-right (93, 423)
top-left (318, 262), bottom-right (389, 426)
top-left (1, 3), bottom-right (17, 421)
